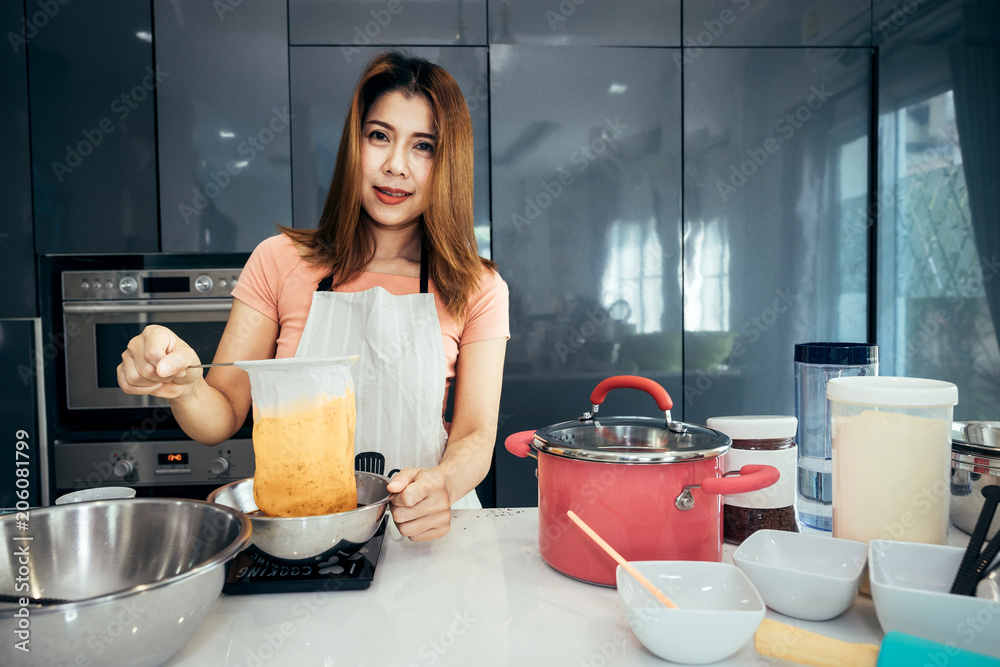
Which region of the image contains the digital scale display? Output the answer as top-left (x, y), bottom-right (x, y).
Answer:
top-left (157, 452), bottom-right (189, 465)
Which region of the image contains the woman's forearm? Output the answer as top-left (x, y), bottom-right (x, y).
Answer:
top-left (435, 426), bottom-right (497, 503)
top-left (169, 377), bottom-right (246, 446)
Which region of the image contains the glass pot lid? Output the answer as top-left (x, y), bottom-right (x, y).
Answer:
top-left (532, 416), bottom-right (731, 464)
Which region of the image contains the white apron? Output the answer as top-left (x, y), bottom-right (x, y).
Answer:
top-left (294, 251), bottom-right (480, 509)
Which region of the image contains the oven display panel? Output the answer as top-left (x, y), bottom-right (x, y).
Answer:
top-left (158, 452), bottom-right (189, 465)
top-left (143, 276), bottom-right (190, 293)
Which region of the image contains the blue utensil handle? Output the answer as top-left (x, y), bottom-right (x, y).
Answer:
top-left (880, 632), bottom-right (1000, 666)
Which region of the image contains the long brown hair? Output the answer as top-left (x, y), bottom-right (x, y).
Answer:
top-left (281, 50), bottom-right (495, 319)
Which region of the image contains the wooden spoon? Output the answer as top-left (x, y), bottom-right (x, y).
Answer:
top-left (566, 510), bottom-right (678, 609)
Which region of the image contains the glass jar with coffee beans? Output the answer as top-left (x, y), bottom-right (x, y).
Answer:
top-left (706, 415), bottom-right (800, 544)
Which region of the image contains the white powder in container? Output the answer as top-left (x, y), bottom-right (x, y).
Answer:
top-left (832, 408), bottom-right (950, 544)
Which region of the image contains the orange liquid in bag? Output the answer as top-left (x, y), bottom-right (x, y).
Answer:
top-left (251, 390), bottom-right (357, 517)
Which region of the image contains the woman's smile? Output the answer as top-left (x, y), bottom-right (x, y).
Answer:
top-left (373, 186), bottom-right (413, 205)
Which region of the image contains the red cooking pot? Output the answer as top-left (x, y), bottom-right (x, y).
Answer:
top-left (505, 375), bottom-right (779, 586)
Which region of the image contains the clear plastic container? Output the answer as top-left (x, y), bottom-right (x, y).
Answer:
top-left (794, 343), bottom-right (878, 531)
top-left (236, 356), bottom-right (358, 518)
top-left (828, 376), bottom-right (958, 545)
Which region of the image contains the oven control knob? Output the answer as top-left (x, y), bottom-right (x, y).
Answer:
top-left (209, 457), bottom-right (229, 475)
top-left (194, 275), bottom-right (214, 293)
top-left (113, 459), bottom-right (134, 477)
top-left (119, 276), bottom-right (138, 295)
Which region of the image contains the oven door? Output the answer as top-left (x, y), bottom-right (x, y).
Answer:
top-left (63, 299), bottom-right (232, 410)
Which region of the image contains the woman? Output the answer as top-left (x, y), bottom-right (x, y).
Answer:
top-left (117, 51), bottom-right (509, 541)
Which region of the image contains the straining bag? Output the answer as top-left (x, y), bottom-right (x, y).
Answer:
top-left (235, 356), bottom-right (358, 517)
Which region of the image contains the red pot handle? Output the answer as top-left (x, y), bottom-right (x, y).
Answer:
top-left (589, 375), bottom-right (673, 412)
top-left (700, 465), bottom-right (780, 496)
top-left (504, 430), bottom-right (537, 458)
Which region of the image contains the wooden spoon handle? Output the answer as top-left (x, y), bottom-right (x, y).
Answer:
top-left (566, 510), bottom-right (678, 609)
top-left (754, 618), bottom-right (879, 667)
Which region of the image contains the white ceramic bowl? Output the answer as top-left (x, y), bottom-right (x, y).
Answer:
top-left (869, 540), bottom-right (1000, 659)
top-left (616, 561), bottom-right (765, 665)
top-left (732, 529), bottom-right (867, 621)
top-left (55, 486), bottom-right (136, 504)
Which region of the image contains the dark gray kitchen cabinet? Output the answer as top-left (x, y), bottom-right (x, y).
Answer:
top-left (0, 319), bottom-right (45, 508)
top-left (154, 0), bottom-right (291, 252)
top-left (682, 48), bottom-right (871, 425)
top-left (1, 1), bottom-right (35, 318)
top-left (488, 0), bottom-right (680, 46)
top-left (683, 0), bottom-right (870, 47)
top-left (873, 0), bottom-right (999, 45)
top-left (490, 46), bottom-right (684, 507)
top-left (289, 47), bottom-right (491, 249)
top-left (28, 0), bottom-right (158, 254)
top-left (290, 0), bottom-right (487, 46)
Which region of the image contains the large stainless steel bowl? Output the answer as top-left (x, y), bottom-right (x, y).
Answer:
top-left (0, 498), bottom-right (251, 667)
top-left (207, 471), bottom-right (392, 562)
top-left (951, 421), bottom-right (1000, 539)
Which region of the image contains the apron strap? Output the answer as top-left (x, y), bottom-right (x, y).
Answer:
top-left (316, 272), bottom-right (334, 292)
top-left (419, 243), bottom-right (429, 295)
top-left (316, 244), bottom-right (429, 294)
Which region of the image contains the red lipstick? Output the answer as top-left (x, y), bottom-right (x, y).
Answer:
top-left (373, 186), bottom-right (411, 205)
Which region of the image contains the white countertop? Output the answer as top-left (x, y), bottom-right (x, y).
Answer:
top-left (163, 508), bottom-right (915, 667)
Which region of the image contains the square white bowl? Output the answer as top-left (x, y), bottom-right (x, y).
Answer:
top-left (616, 561), bottom-right (765, 665)
top-left (869, 540), bottom-right (1000, 659)
top-left (732, 529), bottom-right (867, 621)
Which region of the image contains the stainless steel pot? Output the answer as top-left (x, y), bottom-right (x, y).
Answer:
top-left (0, 498), bottom-right (251, 667)
top-left (207, 471), bottom-right (392, 562)
top-left (951, 421), bottom-right (1000, 539)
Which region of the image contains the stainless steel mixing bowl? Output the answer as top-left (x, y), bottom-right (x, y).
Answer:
top-left (0, 498), bottom-right (251, 667)
top-left (951, 421), bottom-right (1000, 539)
top-left (207, 471), bottom-right (392, 562)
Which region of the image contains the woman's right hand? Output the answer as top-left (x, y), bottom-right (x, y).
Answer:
top-left (117, 325), bottom-right (204, 399)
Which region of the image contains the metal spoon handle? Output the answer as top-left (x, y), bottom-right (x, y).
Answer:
top-left (187, 362), bottom-right (236, 369)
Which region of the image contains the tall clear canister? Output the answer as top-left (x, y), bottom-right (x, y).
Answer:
top-left (794, 343), bottom-right (878, 531)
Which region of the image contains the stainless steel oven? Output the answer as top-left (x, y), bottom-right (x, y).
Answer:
top-left (40, 254), bottom-right (255, 499)
top-left (62, 267), bottom-right (238, 410)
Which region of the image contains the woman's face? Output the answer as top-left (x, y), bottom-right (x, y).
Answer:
top-left (359, 90), bottom-right (436, 230)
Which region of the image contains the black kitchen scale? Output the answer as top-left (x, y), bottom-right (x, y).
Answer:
top-left (222, 518), bottom-right (387, 595)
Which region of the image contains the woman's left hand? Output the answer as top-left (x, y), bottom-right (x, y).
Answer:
top-left (386, 467), bottom-right (453, 541)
